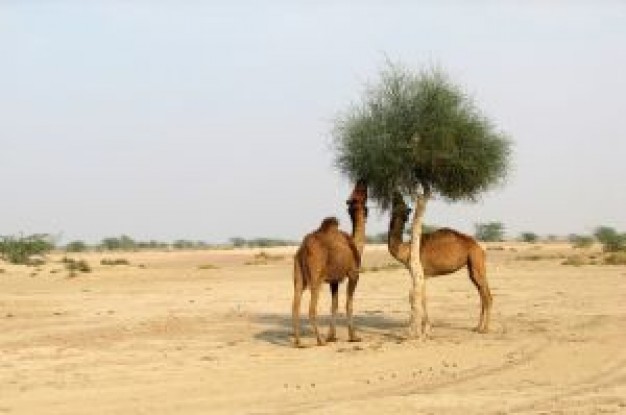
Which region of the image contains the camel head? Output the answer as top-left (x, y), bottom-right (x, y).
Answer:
top-left (391, 192), bottom-right (411, 225)
top-left (346, 179), bottom-right (368, 219)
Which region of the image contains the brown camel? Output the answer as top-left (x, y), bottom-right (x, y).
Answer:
top-left (388, 192), bottom-right (492, 333)
top-left (292, 181), bottom-right (368, 347)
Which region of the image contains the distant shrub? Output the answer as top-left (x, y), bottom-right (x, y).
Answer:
top-left (366, 232), bottom-right (388, 244)
top-left (568, 234), bottom-right (594, 249)
top-left (0, 234), bottom-right (54, 265)
top-left (517, 254), bottom-right (562, 261)
top-left (99, 235), bottom-right (136, 251)
top-left (603, 252), bottom-right (626, 265)
top-left (230, 237), bottom-right (294, 248)
top-left (594, 226), bottom-right (626, 252)
top-left (519, 232), bottom-right (538, 243)
top-left (245, 251), bottom-right (284, 265)
top-left (64, 258), bottom-right (91, 277)
top-left (562, 255), bottom-right (587, 266)
top-left (475, 222), bottom-right (505, 242)
top-left (65, 240), bottom-right (89, 252)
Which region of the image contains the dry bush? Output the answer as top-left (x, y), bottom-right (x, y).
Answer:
top-left (603, 252), bottom-right (626, 265)
top-left (562, 255), bottom-right (587, 266)
top-left (245, 251), bottom-right (284, 266)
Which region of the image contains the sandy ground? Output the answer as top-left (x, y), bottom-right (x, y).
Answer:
top-left (1, 243), bottom-right (625, 414)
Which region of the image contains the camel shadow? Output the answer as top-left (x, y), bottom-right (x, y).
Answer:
top-left (252, 311), bottom-right (408, 346)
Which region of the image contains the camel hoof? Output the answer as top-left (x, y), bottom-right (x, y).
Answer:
top-left (316, 339), bottom-right (326, 347)
top-left (326, 335), bottom-right (338, 343)
top-left (348, 336), bottom-right (362, 343)
top-left (474, 326), bottom-right (489, 334)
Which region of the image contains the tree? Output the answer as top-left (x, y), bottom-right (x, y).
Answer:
top-left (333, 63), bottom-right (511, 338)
top-left (568, 234), bottom-right (594, 249)
top-left (65, 240), bottom-right (88, 252)
top-left (475, 222), bottom-right (505, 242)
top-left (519, 232), bottom-right (538, 243)
top-left (0, 234), bottom-right (55, 264)
top-left (594, 226), bottom-right (625, 252)
top-left (99, 235), bottom-right (136, 251)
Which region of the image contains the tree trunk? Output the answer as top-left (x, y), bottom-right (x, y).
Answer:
top-left (407, 188), bottom-right (431, 339)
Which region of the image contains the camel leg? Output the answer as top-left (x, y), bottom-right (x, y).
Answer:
top-left (309, 284), bottom-right (325, 346)
top-left (327, 282), bottom-right (339, 342)
top-left (346, 275), bottom-right (361, 342)
top-left (469, 254), bottom-right (492, 333)
top-left (292, 260), bottom-right (305, 347)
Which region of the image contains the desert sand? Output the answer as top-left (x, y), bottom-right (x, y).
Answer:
top-left (1, 243), bottom-right (625, 414)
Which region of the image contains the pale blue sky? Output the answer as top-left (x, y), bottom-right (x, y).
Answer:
top-left (1, 2), bottom-right (625, 243)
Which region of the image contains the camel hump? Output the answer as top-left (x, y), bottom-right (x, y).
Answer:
top-left (319, 217), bottom-right (340, 232)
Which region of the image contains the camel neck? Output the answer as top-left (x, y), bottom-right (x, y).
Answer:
top-left (351, 209), bottom-right (367, 255)
top-left (387, 210), bottom-right (410, 266)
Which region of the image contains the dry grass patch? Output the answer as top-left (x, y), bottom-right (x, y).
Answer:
top-left (603, 252), bottom-right (626, 265)
top-left (245, 251), bottom-right (284, 266)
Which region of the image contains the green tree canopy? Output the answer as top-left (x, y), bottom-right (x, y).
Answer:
top-left (332, 62), bottom-right (511, 339)
top-left (334, 64), bottom-right (511, 208)
top-left (475, 222), bottom-right (506, 242)
top-left (594, 226), bottom-right (625, 252)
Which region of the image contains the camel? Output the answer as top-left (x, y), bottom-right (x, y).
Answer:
top-left (292, 181), bottom-right (368, 347)
top-left (388, 192), bottom-right (492, 333)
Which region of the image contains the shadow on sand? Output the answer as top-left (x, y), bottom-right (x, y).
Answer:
top-left (252, 312), bottom-right (409, 347)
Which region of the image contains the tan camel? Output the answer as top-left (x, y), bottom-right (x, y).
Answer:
top-left (292, 181), bottom-right (368, 347)
top-left (388, 192), bottom-right (492, 333)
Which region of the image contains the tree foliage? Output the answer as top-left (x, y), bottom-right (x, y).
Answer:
top-left (519, 232), bottom-right (538, 243)
top-left (0, 234), bottom-right (55, 264)
top-left (594, 226), bottom-right (626, 252)
top-left (475, 222), bottom-right (505, 242)
top-left (568, 234), bottom-right (594, 249)
top-left (333, 63), bottom-right (511, 208)
top-left (65, 240), bottom-right (89, 252)
top-left (99, 235), bottom-right (136, 251)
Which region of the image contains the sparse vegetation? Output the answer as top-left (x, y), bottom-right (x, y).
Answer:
top-left (0, 234), bottom-right (55, 265)
top-left (65, 240), bottom-right (89, 252)
top-left (245, 251), bottom-right (284, 265)
top-left (603, 252), bottom-right (626, 265)
top-left (230, 237), bottom-right (294, 248)
top-left (519, 232), bottom-right (538, 243)
top-left (475, 222), bottom-right (505, 242)
top-left (594, 226), bottom-right (626, 253)
top-left (63, 258), bottom-right (91, 277)
top-left (562, 255), bottom-right (587, 266)
top-left (516, 253), bottom-right (564, 261)
top-left (366, 232), bottom-right (388, 244)
top-left (99, 235), bottom-right (137, 251)
top-left (569, 234), bottom-right (594, 249)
